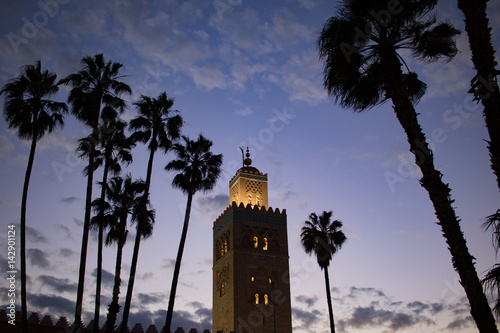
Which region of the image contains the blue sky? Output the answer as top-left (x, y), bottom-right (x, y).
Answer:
top-left (0, 0), bottom-right (499, 332)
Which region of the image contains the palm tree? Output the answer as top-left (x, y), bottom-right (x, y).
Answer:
top-left (119, 93), bottom-right (182, 333)
top-left (482, 210), bottom-right (500, 317)
top-left (0, 61), bottom-right (67, 333)
top-left (317, 0), bottom-right (497, 331)
top-left (83, 118), bottom-right (135, 333)
top-left (60, 53), bottom-right (131, 330)
top-left (91, 175), bottom-right (146, 333)
top-left (300, 211), bottom-right (346, 333)
top-left (457, 0), bottom-right (500, 190)
top-left (163, 134), bottom-right (223, 333)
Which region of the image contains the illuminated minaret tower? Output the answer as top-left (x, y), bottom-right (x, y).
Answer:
top-left (212, 148), bottom-right (292, 333)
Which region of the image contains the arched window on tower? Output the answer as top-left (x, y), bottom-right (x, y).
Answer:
top-left (255, 293), bottom-right (259, 304)
top-left (224, 239), bottom-right (228, 254)
top-left (256, 196), bottom-right (260, 206)
top-left (263, 237), bottom-right (268, 251)
top-left (253, 236), bottom-right (258, 249)
top-left (264, 294), bottom-right (269, 305)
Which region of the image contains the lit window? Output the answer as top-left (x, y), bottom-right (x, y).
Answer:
top-left (255, 293), bottom-right (259, 304)
top-left (248, 196), bottom-right (252, 205)
top-left (268, 278), bottom-right (272, 284)
top-left (264, 294), bottom-right (269, 305)
top-left (253, 236), bottom-right (258, 248)
top-left (256, 197), bottom-right (260, 206)
top-left (221, 283), bottom-right (224, 296)
top-left (263, 237), bottom-right (268, 251)
top-left (224, 240), bottom-right (228, 254)
top-left (251, 276), bottom-right (255, 282)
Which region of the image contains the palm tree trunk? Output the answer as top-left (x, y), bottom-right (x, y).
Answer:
top-left (165, 190), bottom-right (193, 333)
top-left (106, 227), bottom-right (125, 333)
top-left (381, 51), bottom-right (498, 333)
top-left (458, 0), bottom-right (500, 191)
top-left (94, 161), bottom-right (109, 333)
top-left (74, 145), bottom-right (96, 332)
top-left (20, 134), bottom-right (37, 333)
top-left (323, 268), bottom-right (335, 333)
top-left (120, 148), bottom-right (155, 333)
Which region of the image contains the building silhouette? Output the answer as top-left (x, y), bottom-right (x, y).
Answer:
top-left (212, 149), bottom-right (292, 333)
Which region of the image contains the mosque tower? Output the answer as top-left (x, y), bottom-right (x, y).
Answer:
top-left (212, 148), bottom-right (292, 333)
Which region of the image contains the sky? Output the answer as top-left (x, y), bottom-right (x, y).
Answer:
top-left (0, 0), bottom-right (499, 332)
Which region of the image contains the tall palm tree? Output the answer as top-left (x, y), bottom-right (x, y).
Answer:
top-left (60, 53), bottom-right (131, 330)
top-left (317, 0), bottom-right (497, 331)
top-left (163, 134), bottom-right (223, 333)
top-left (457, 0), bottom-right (500, 190)
top-left (91, 175), bottom-right (146, 333)
top-left (301, 211), bottom-right (346, 333)
top-left (0, 61), bottom-right (67, 333)
top-left (119, 93), bottom-right (182, 333)
top-left (83, 118), bottom-right (135, 333)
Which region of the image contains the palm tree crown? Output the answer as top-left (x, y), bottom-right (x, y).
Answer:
top-left (1, 60), bottom-right (67, 140)
top-left (166, 134), bottom-right (223, 195)
top-left (301, 211), bottom-right (346, 269)
top-left (60, 53), bottom-right (131, 127)
top-left (318, 0), bottom-right (459, 111)
top-left (130, 92), bottom-right (182, 154)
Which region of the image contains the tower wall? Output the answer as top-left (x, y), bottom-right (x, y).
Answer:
top-left (213, 203), bottom-right (292, 333)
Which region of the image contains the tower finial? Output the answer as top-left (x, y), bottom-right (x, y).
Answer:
top-left (244, 147), bottom-right (252, 166)
top-left (239, 146), bottom-right (245, 167)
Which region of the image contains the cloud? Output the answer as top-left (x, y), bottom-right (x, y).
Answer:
top-left (28, 294), bottom-right (74, 316)
top-left (292, 307), bottom-right (322, 327)
top-left (27, 248), bottom-right (50, 269)
top-left (335, 286), bottom-right (472, 332)
top-left (37, 275), bottom-right (77, 293)
top-left (0, 135), bottom-right (14, 153)
top-left (126, 306), bottom-right (211, 333)
top-left (58, 247), bottom-right (77, 258)
top-left (407, 300), bottom-right (429, 314)
top-left (235, 106), bottom-right (253, 116)
top-left (347, 286), bottom-right (387, 299)
top-left (54, 224), bottom-right (72, 238)
top-left (26, 226), bottom-right (48, 243)
top-left (161, 258), bottom-right (176, 270)
top-left (295, 295), bottom-right (318, 307)
top-left (91, 268), bottom-right (114, 287)
top-left (445, 316), bottom-right (474, 330)
top-left (60, 196), bottom-right (79, 204)
top-left (137, 292), bottom-right (165, 306)
top-left (196, 194), bottom-right (229, 213)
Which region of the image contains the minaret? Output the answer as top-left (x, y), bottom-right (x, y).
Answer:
top-left (212, 149), bottom-right (292, 333)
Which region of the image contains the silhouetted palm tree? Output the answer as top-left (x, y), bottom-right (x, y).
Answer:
top-left (317, 1), bottom-right (497, 331)
top-left (82, 118), bottom-right (134, 333)
top-left (301, 211), bottom-right (346, 333)
top-left (120, 93), bottom-right (182, 333)
top-left (0, 61), bottom-right (67, 333)
top-left (60, 53), bottom-right (131, 330)
top-left (457, 0), bottom-right (500, 190)
top-left (91, 175), bottom-right (145, 333)
top-left (482, 210), bottom-right (500, 317)
top-left (163, 134), bottom-right (222, 333)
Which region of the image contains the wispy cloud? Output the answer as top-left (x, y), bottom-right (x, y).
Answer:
top-left (37, 275), bottom-right (77, 293)
top-left (27, 248), bottom-right (51, 269)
